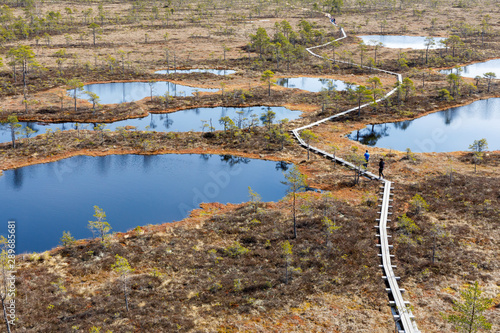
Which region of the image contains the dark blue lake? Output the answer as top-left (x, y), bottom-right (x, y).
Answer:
top-left (276, 77), bottom-right (351, 92)
top-left (440, 58), bottom-right (500, 78)
top-left (0, 106), bottom-right (301, 143)
top-left (347, 98), bottom-right (500, 152)
top-left (155, 69), bottom-right (236, 75)
top-left (0, 154), bottom-right (291, 253)
top-left (358, 35), bottom-right (446, 49)
top-left (69, 81), bottom-right (218, 104)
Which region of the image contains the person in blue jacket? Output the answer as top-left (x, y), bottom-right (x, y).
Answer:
top-left (363, 150), bottom-right (370, 169)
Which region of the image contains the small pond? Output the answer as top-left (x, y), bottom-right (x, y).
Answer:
top-left (0, 154), bottom-right (291, 253)
top-left (358, 35), bottom-right (446, 49)
top-left (155, 68), bottom-right (236, 75)
top-left (0, 106), bottom-right (301, 143)
top-left (276, 77), bottom-right (352, 92)
top-left (69, 81), bottom-right (218, 104)
top-left (439, 58), bottom-right (500, 78)
top-left (347, 98), bottom-right (500, 152)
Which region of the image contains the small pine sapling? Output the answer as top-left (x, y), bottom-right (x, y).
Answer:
top-left (111, 254), bottom-right (134, 312)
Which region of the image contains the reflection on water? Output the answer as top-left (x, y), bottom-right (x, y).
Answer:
top-left (1, 107), bottom-right (301, 143)
top-left (0, 154), bottom-right (291, 253)
top-left (275, 161), bottom-right (289, 171)
top-left (276, 77), bottom-right (353, 92)
top-left (68, 81), bottom-right (217, 104)
top-left (358, 35), bottom-right (446, 49)
top-left (12, 168), bottom-right (23, 190)
top-left (155, 68), bottom-right (236, 75)
top-left (348, 98), bottom-right (500, 152)
top-left (439, 58), bottom-right (500, 78)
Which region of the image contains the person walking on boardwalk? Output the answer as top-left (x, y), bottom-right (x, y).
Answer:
top-left (378, 158), bottom-right (385, 179)
top-left (363, 150), bottom-right (370, 169)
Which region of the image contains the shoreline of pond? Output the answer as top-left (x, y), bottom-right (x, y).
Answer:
top-left (0, 145), bottom-right (291, 172)
top-left (11, 102), bottom-right (312, 123)
top-left (19, 200), bottom-right (244, 255)
top-left (436, 57), bottom-right (500, 73)
top-left (2, 95), bottom-right (499, 175)
top-left (341, 95), bottom-right (500, 145)
top-left (5, 89), bottom-right (498, 132)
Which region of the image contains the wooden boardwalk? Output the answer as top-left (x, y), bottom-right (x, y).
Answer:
top-left (292, 26), bottom-right (420, 333)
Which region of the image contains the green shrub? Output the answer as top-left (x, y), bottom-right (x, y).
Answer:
top-left (224, 241), bottom-right (250, 257)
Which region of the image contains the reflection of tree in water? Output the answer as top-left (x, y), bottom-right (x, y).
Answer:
top-left (393, 120), bottom-right (413, 130)
top-left (327, 80), bottom-right (337, 91)
top-left (24, 122), bottom-right (40, 135)
top-left (348, 124), bottom-right (390, 146)
top-left (275, 161), bottom-right (290, 171)
top-left (143, 155), bottom-right (153, 168)
top-left (276, 78), bottom-right (289, 87)
top-left (199, 154), bottom-right (211, 161)
top-left (11, 168), bottom-right (23, 190)
top-left (437, 108), bottom-right (458, 125)
top-left (239, 107), bottom-right (254, 117)
top-left (117, 154), bottom-right (130, 167)
top-left (149, 114), bottom-right (157, 130)
top-left (234, 108), bottom-right (250, 129)
top-left (318, 78), bottom-right (335, 90)
top-left (98, 155), bottom-right (111, 175)
top-left (161, 114), bottom-right (173, 129)
top-left (219, 155), bottom-right (250, 166)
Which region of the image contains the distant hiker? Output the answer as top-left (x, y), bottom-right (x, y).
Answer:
top-left (363, 150), bottom-right (370, 168)
top-left (379, 158), bottom-right (385, 179)
top-left (333, 18), bottom-right (336, 25)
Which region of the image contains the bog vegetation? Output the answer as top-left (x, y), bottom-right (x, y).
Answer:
top-left (0, 0), bottom-right (498, 332)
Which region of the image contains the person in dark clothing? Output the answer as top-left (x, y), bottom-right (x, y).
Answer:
top-left (378, 158), bottom-right (385, 179)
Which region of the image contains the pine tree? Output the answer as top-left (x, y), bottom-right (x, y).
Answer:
top-left (469, 139), bottom-right (488, 173)
top-left (261, 70), bottom-right (275, 96)
top-left (248, 186), bottom-right (262, 213)
top-left (111, 255), bottom-right (134, 312)
top-left (300, 129), bottom-right (318, 160)
top-left (0, 114), bottom-right (21, 149)
top-left (60, 231), bottom-right (75, 247)
top-left (322, 216), bottom-right (341, 248)
top-left (447, 281), bottom-right (492, 333)
top-left (281, 166), bottom-right (307, 239)
top-left (67, 78), bottom-right (84, 113)
top-left (410, 194), bottom-right (429, 215)
top-left (88, 206), bottom-right (111, 243)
